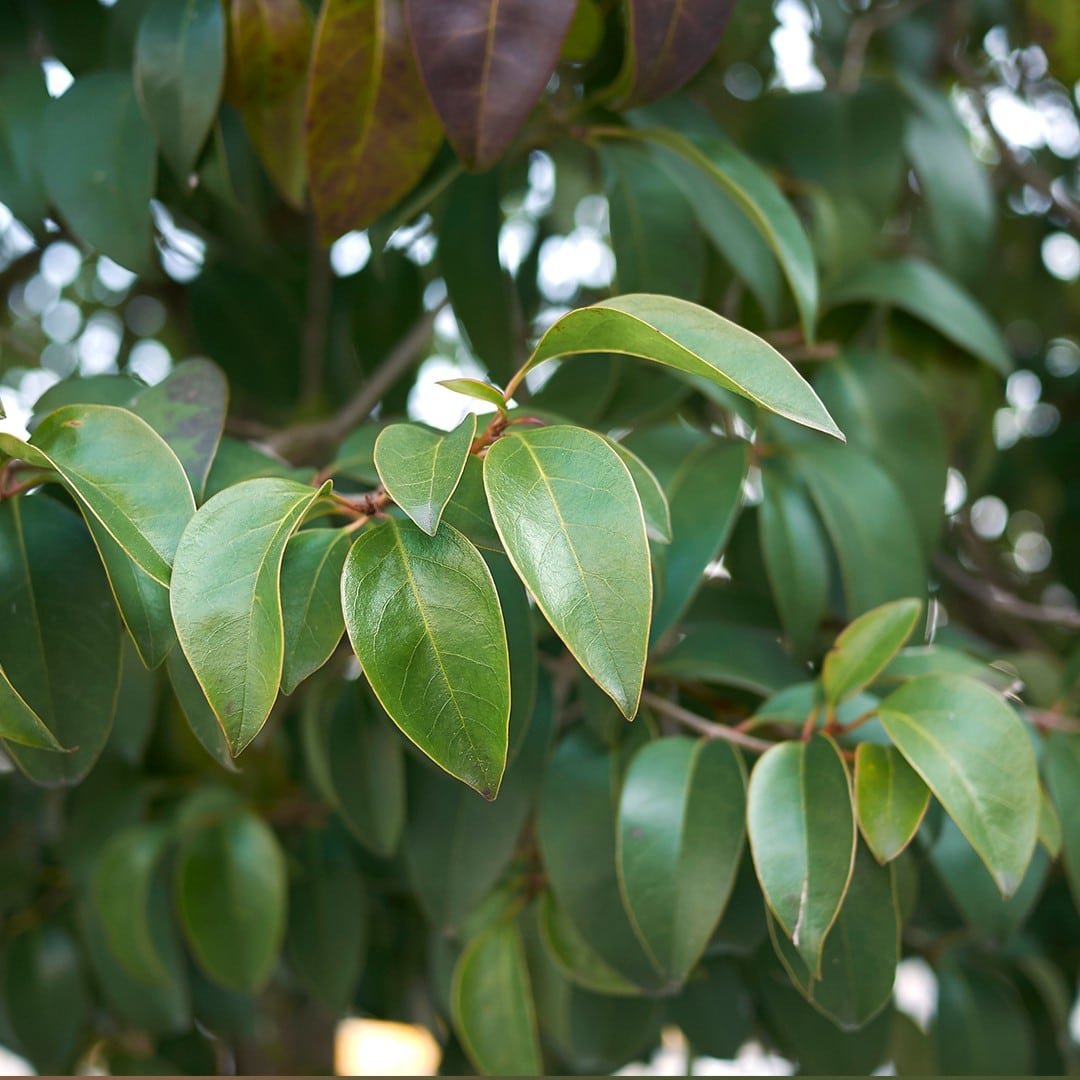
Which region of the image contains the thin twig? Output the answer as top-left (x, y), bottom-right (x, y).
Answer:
top-left (642, 691), bottom-right (775, 753)
top-left (838, 0), bottom-right (932, 92)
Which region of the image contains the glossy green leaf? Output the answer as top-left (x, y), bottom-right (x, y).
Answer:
top-left (759, 465), bottom-right (830, 654)
top-left (176, 810), bottom-right (287, 993)
top-left (166, 648), bottom-right (239, 772)
top-left (827, 258), bottom-right (1011, 375)
top-left (374, 415), bottom-right (476, 535)
top-left (747, 735), bottom-right (856, 975)
top-left (484, 425), bottom-right (651, 717)
top-left (604, 437), bottom-right (671, 543)
top-left (602, 141), bottom-right (705, 300)
top-left (171, 478), bottom-right (329, 754)
top-left (0, 66), bottom-right (51, 230)
top-left (854, 743), bottom-right (930, 863)
top-left (823, 598), bottom-right (922, 706)
top-left (306, 0), bottom-right (442, 238)
top-left (41, 71), bottom-right (157, 275)
top-left (443, 455), bottom-right (502, 551)
top-left (1043, 732), bottom-right (1080, 908)
top-left (617, 736), bottom-right (745, 984)
top-left (341, 517), bottom-right (510, 797)
top-left (0, 666), bottom-right (65, 750)
top-left (522, 295), bottom-right (840, 438)
top-left (878, 674), bottom-right (1039, 896)
top-left (203, 436), bottom-right (312, 498)
top-left (134, 0), bottom-right (225, 177)
top-left (279, 528), bottom-right (350, 694)
top-left (452, 921), bottom-right (542, 1076)
top-left (438, 378), bottom-right (508, 411)
top-left (129, 359), bottom-right (228, 501)
top-left (538, 729), bottom-right (664, 989)
top-left (30, 373), bottom-right (144, 418)
top-left (327, 421), bottom-right (385, 486)
top-left (301, 681), bottom-right (406, 856)
top-left (2, 404), bottom-right (196, 587)
top-left (0, 496), bottom-right (121, 785)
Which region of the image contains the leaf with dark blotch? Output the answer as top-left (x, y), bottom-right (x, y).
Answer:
top-left (341, 518), bottom-right (510, 797)
top-left (405, 0), bottom-right (577, 169)
top-left (227, 0), bottom-right (313, 207)
top-left (616, 0), bottom-right (736, 106)
top-left (307, 0), bottom-right (443, 239)
top-left (134, 0), bottom-right (226, 178)
top-left (280, 528), bottom-right (350, 695)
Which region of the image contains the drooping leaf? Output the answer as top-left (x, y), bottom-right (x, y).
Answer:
top-left (1, 404), bottom-right (196, 587)
top-left (521, 295), bottom-right (840, 438)
top-left (823, 598), bottom-right (922, 706)
top-left (614, 0), bottom-right (736, 105)
top-left (484, 425), bottom-right (651, 718)
top-left (405, 0), bottom-right (577, 169)
top-left (175, 809), bottom-right (287, 993)
top-left (853, 743), bottom-right (930, 864)
top-left (747, 735), bottom-right (856, 975)
top-left (602, 141), bottom-right (705, 301)
top-left (134, 0), bottom-right (226, 178)
top-left (341, 517), bottom-right (510, 797)
top-left (0, 496), bottom-right (121, 785)
top-left (40, 71), bottom-right (157, 275)
top-left (306, 0), bottom-right (442, 238)
top-left (1042, 732), bottom-right (1080, 909)
top-left (878, 674), bottom-right (1039, 896)
top-left (129, 358), bottom-right (229, 501)
top-left (227, 0), bottom-right (313, 207)
top-left (301, 681), bottom-right (406, 856)
top-left (171, 478), bottom-right (330, 754)
top-left (279, 528), bottom-right (350, 694)
top-left (452, 921), bottom-right (542, 1075)
top-left (617, 736), bottom-right (745, 985)
top-left (374, 415), bottom-right (476, 535)
top-left (826, 258), bottom-right (1011, 375)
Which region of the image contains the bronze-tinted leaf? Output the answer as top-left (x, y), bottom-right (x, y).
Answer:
top-left (405, 0), bottom-right (577, 170)
top-left (307, 0), bottom-right (442, 239)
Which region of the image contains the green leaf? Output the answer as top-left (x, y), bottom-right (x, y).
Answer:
top-left (129, 359), bottom-right (229, 501)
top-left (2, 404), bottom-right (196, 587)
top-left (301, 681), bottom-right (406, 857)
top-left (794, 443), bottom-right (925, 617)
top-left (443, 455), bottom-right (502, 551)
top-left (667, 958), bottom-right (753, 1060)
top-left (374, 415), bottom-right (476, 535)
top-left (279, 528), bottom-right (350, 694)
top-left (341, 517), bottom-right (510, 797)
top-left (604, 437), bottom-right (671, 543)
top-left (537, 729), bottom-right (663, 990)
top-left (285, 831), bottom-right (368, 1012)
top-left (1043, 732), bottom-right (1080, 909)
top-left (484, 425), bottom-right (651, 717)
top-left (521, 295), bottom-right (841, 438)
top-left (452, 921), bottom-right (542, 1076)
top-left (30, 373), bottom-right (144, 419)
top-left (439, 171), bottom-right (519, 381)
top-left (602, 141), bottom-right (705, 301)
top-left (203, 437), bottom-right (312, 499)
top-left (854, 743), bottom-right (930, 863)
top-left (823, 598), bottom-right (922, 706)
top-left (747, 735), bottom-right (856, 975)
top-left (624, 129), bottom-right (818, 340)
top-left (438, 378), bottom-right (508, 412)
top-left (306, 0), bottom-right (442, 238)
top-left (175, 810), bottom-right (286, 993)
top-left (0, 496), bottom-right (122, 785)
top-left (617, 736), bottom-right (745, 985)
top-left (227, 0), bottom-right (313, 207)
top-left (41, 71), bottom-right (157, 275)
top-left (759, 465), bottom-right (830, 654)
top-left (878, 674), bottom-right (1039, 896)
top-left (405, 0), bottom-right (577, 170)
top-left (166, 648), bottom-right (239, 772)
top-left (0, 66), bottom-right (51, 230)
top-left (826, 258), bottom-right (1011, 375)
top-left (769, 845), bottom-right (899, 1031)
top-left (0, 666), bottom-right (65, 750)
top-left (171, 478), bottom-right (329, 754)
top-left (134, 0), bottom-right (225, 177)
top-left (1037, 785), bottom-right (1062, 858)
top-left (326, 422), bottom-right (385, 486)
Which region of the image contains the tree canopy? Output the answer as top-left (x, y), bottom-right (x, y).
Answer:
top-left (0, 0), bottom-right (1079, 1074)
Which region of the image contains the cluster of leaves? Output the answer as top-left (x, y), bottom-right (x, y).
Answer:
top-left (1, 0), bottom-right (1079, 1074)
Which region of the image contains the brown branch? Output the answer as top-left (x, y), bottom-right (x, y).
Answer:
top-left (838, 0), bottom-right (933, 92)
top-left (641, 691), bottom-right (775, 753)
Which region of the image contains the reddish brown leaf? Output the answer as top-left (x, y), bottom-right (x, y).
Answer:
top-left (405, 0), bottom-right (576, 171)
top-left (619, 0), bottom-right (737, 106)
top-left (228, 0), bottom-right (313, 208)
top-left (306, 0), bottom-right (443, 240)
